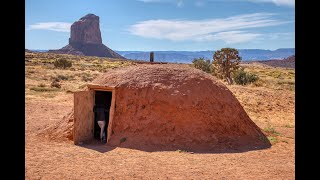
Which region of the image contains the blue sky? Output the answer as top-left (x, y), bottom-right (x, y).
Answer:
top-left (26, 0), bottom-right (295, 51)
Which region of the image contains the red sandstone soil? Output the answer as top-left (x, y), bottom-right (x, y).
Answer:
top-left (26, 89), bottom-right (294, 179)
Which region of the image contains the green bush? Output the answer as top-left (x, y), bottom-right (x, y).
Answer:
top-left (192, 57), bottom-right (212, 73)
top-left (233, 68), bottom-right (259, 85)
top-left (54, 58), bottom-right (72, 69)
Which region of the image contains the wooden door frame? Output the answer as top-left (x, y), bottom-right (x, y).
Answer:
top-left (88, 84), bottom-right (116, 143)
top-left (73, 90), bottom-right (94, 145)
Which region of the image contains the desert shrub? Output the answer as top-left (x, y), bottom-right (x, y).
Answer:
top-left (38, 83), bottom-right (46, 87)
top-left (267, 70), bottom-right (282, 78)
top-left (81, 73), bottom-right (95, 82)
top-left (267, 136), bottom-right (278, 144)
top-left (251, 79), bottom-right (264, 87)
top-left (51, 74), bottom-right (74, 82)
top-left (233, 68), bottom-right (259, 85)
top-left (51, 76), bottom-right (60, 82)
top-left (56, 74), bottom-right (70, 81)
top-left (54, 58), bottom-right (72, 69)
top-left (27, 70), bottom-right (35, 74)
top-left (30, 87), bottom-right (60, 92)
top-left (57, 74), bottom-right (74, 81)
top-left (176, 149), bottom-right (188, 153)
top-left (192, 57), bottom-right (212, 73)
top-left (51, 80), bottom-right (61, 89)
top-left (285, 124), bottom-right (294, 128)
top-left (264, 126), bottom-right (280, 136)
top-left (277, 79), bottom-right (295, 85)
top-left (78, 84), bottom-right (87, 89)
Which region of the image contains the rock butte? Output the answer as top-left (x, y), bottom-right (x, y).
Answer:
top-left (49, 14), bottom-right (125, 59)
top-left (41, 64), bottom-right (271, 152)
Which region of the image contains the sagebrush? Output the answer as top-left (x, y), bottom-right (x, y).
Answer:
top-left (192, 57), bottom-right (212, 73)
top-left (233, 68), bottom-right (259, 85)
top-left (54, 58), bottom-right (72, 69)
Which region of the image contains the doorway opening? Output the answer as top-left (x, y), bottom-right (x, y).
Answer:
top-left (93, 91), bottom-right (112, 142)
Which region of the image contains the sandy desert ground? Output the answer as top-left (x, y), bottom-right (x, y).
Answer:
top-left (25, 52), bottom-right (294, 179)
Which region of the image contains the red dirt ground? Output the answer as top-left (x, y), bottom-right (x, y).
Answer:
top-left (26, 90), bottom-right (294, 179)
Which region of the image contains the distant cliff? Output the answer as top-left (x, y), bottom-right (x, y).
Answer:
top-left (243, 55), bottom-right (295, 68)
top-left (29, 48), bottom-right (295, 63)
top-left (116, 48), bottom-right (295, 63)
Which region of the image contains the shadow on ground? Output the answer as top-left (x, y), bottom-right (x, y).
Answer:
top-left (77, 139), bottom-right (116, 153)
top-left (78, 139), bottom-right (271, 154)
top-left (116, 143), bottom-right (271, 154)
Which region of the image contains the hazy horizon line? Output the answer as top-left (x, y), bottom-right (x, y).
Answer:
top-left (27, 47), bottom-right (295, 52)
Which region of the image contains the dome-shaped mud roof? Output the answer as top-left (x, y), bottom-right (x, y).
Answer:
top-left (92, 64), bottom-right (226, 89)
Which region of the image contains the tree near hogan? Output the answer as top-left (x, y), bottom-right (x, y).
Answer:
top-left (213, 48), bottom-right (241, 85)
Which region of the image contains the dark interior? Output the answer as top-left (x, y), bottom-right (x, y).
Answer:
top-left (94, 91), bottom-right (112, 141)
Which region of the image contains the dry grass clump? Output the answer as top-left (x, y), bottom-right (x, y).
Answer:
top-left (240, 63), bottom-right (295, 91)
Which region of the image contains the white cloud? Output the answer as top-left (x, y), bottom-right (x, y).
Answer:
top-left (128, 13), bottom-right (290, 44)
top-left (137, 0), bottom-right (184, 7)
top-left (28, 22), bottom-right (71, 32)
top-left (138, 0), bottom-right (295, 7)
top-left (195, 31), bottom-right (262, 44)
top-left (266, 32), bottom-right (294, 40)
top-left (247, 0), bottom-right (294, 7)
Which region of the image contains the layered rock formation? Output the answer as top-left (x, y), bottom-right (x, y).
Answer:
top-left (49, 14), bottom-right (125, 59)
top-left (69, 14), bottom-right (102, 45)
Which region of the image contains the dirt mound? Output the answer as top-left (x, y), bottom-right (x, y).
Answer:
top-left (38, 110), bottom-right (74, 142)
top-left (48, 64), bottom-right (270, 151)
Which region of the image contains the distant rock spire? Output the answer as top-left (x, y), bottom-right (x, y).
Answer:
top-left (49, 13), bottom-right (125, 59)
top-left (69, 14), bottom-right (102, 45)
